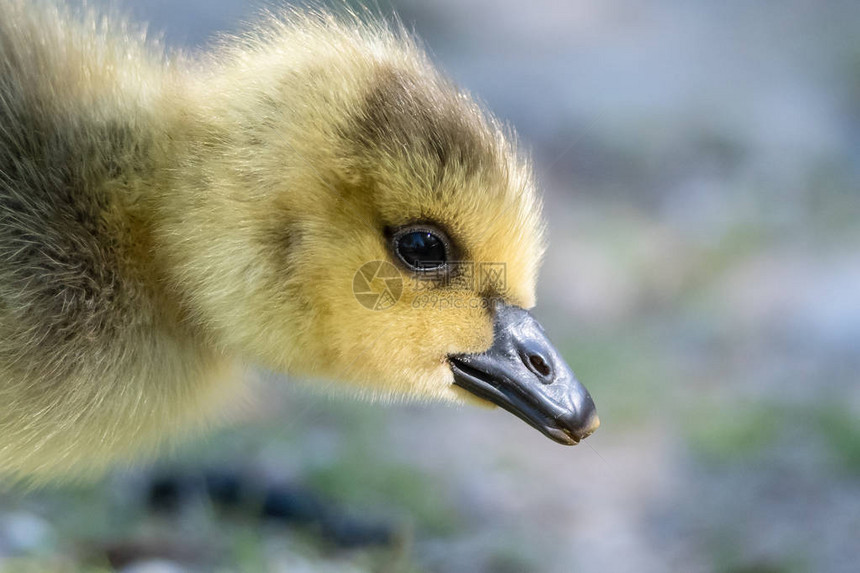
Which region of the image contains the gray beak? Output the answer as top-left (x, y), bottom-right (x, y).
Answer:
top-left (449, 301), bottom-right (599, 445)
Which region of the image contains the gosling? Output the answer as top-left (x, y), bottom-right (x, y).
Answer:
top-left (0, 0), bottom-right (599, 481)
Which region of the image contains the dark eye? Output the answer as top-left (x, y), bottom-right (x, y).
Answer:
top-left (392, 227), bottom-right (449, 271)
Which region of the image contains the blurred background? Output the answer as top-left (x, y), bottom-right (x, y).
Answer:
top-left (2, 0), bottom-right (859, 571)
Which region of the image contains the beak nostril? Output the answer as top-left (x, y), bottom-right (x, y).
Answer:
top-left (528, 354), bottom-right (552, 379)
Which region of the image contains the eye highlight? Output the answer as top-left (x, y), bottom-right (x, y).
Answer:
top-left (391, 226), bottom-right (450, 271)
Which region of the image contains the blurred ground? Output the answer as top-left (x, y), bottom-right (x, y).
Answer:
top-left (2, 1), bottom-right (859, 572)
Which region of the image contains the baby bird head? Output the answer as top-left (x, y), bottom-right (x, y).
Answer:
top-left (164, 12), bottom-right (598, 444)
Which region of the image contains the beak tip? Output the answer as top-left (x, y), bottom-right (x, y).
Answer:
top-left (580, 415), bottom-right (600, 441)
top-left (562, 411), bottom-right (599, 443)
